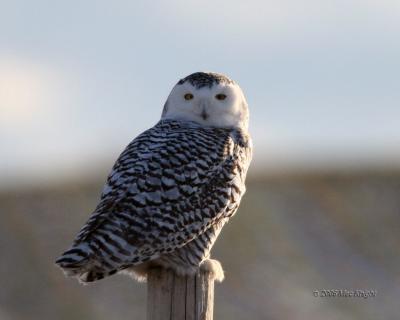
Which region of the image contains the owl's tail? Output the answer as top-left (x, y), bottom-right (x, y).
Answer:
top-left (55, 243), bottom-right (93, 278)
top-left (55, 243), bottom-right (117, 283)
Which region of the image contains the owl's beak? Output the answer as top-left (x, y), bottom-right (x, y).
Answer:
top-left (201, 109), bottom-right (209, 120)
top-left (199, 100), bottom-right (209, 120)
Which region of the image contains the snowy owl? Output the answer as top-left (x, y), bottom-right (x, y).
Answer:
top-left (56, 72), bottom-right (252, 283)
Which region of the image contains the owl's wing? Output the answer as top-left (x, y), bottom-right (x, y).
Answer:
top-left (61, 120), bottom-right (251, 274)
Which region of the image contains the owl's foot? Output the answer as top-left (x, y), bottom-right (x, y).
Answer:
top-left (200, 259), bottom-right (224, 282)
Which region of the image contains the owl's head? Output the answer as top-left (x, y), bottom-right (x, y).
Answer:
top-left (162, 72), bottom-right (249, 130)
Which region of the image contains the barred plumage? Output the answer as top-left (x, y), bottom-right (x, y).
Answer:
top-left (56, 72), bottom-right (252, 283)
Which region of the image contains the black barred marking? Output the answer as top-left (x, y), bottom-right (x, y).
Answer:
top-left (177, 72), bottom-right (234, 89)
top-left (56, 257), bottom-right (78, 265)
top-left (96, 231), bottom-right (130, 256)
top-left (61, 248), bottom-right (87, 257)
top-left (91, 237), bottom-right (117, 259)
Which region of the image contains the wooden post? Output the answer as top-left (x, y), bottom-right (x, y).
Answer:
top-left (147, 267), bottom-right (215, 320)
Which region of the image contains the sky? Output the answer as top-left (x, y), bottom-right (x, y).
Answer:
top-left (1, 0), bottom-right (399, 187)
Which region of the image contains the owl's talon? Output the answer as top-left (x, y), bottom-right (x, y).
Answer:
top-left (200, 259), bottom-right (224, 282)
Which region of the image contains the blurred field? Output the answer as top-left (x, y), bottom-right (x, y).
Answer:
top-left (1, 171), bottom-right (399, 320)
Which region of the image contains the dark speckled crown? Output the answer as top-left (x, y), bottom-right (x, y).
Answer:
top-left (177, 72), bottom-right (234, 89)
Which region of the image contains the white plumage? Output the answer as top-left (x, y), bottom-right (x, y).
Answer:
top-left (56, 72), bottom-right (252, 283)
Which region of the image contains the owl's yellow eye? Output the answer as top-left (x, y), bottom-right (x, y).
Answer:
top-left (215, 94), bottom-right (227, 100)
top-left (184, 93), bottom-right (194, 100)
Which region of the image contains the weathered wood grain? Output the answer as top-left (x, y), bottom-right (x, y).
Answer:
top-left (147, 267), bottom-right (215, 320)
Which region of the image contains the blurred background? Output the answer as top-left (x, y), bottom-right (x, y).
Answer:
top-left (1, 1), bottom-right (399, 319)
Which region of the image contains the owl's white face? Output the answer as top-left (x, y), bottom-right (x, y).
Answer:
top-left (162, 72), bottom-right (249, 130)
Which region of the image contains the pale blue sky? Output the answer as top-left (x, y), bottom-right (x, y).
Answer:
top-left (1, 0), bottom-right (399, 186)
